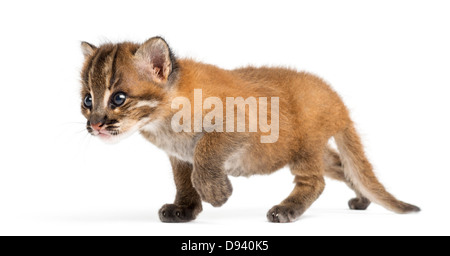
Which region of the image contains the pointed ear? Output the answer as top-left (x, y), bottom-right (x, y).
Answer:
top-left (134, 37), bottom-right (175, 84)
top-left (81, 41), bottom-right (97, 58)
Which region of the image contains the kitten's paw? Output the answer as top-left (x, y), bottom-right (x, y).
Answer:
top-left (159, 204), bottom-right (202, 223)
top-left (192, 174), bottom-right (233, 207)
top-left (348, 197), bottom-right (371, 210)
top-left (267, 205), bottom-right (300, 223)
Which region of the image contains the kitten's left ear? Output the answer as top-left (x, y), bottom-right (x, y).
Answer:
top-left (81, 41), bottom-right (97, 58)
top-left (134, 37), bottom-right (176, 84)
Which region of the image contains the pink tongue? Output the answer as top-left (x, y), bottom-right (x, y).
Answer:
top-left (99, 133), bottom-right (110, 138)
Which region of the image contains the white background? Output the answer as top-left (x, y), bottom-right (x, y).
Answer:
top-left (0, 0), bottom-right (449, 236)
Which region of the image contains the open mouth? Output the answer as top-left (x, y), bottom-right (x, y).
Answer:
top-left (98, 131), bottom-right (113, 139)
top-left (88, 129), bottom-right (119, 139)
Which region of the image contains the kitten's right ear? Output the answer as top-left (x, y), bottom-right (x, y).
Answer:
top-left (81, 41), bottom-right (97, 58)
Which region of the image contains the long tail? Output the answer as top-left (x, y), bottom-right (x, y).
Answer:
top-left (334, 124), bottom-right (420, 214)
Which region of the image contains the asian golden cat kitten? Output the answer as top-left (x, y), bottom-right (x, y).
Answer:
top-left (79, 36), bottom-right (419, 223)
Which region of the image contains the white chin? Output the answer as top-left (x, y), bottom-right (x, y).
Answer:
top-left (98, 130), bottom-right (135, 144)
top-left (98, 135), bottom-right (123, 144)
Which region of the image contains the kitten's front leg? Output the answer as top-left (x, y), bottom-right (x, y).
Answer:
top-left (159, 157), bottom-right (203, 223)
top-left (191, 133), bottom-right (233, 207)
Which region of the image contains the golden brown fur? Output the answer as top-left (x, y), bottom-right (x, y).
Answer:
top-left (80, 37), bottom-right (419, 223)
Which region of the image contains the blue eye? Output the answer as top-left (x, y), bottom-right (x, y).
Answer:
top-left (112, 92), bottom-right (126, 107)
top-left (84, 94), bottom-right (92, 108)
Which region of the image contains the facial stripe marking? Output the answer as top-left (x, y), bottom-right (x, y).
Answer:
top-left (83, 58), bottom-right (94, 87)
top-left (83, 47), bottom-right (102, 88)
top-left (89, 47), bottom-right (108, 88)
top-left (88, 46), bottom-right (117, 111)
top-left (109, 45), bottom-right (119, 89)
top-left (95, 48), bottom-right (114, 87)
top-left (130, 100), bottom-right (160, 110)
top-left (103, 89), bottom-right (111, 109)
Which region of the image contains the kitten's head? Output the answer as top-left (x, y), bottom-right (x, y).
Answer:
top-left (80, 37), bottom-right (178, 143)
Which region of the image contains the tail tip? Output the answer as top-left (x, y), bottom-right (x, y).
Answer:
top-left (409, 205), bottom-right (421, 213)
top-left (398, 203), bottom-right (421, 214)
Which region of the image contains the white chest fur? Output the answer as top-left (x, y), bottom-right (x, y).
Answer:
top-left (140, 120), bottom-right (251, 176)
top-left (140, 119), bottom-right (199, 163)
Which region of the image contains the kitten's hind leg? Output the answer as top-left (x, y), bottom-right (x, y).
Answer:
top-left (323, 146), bottom-right (371, 210)
top-left (159, 157), bottom-right (203, 223)
top-left (267, 151), bottom-right (325, 223)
